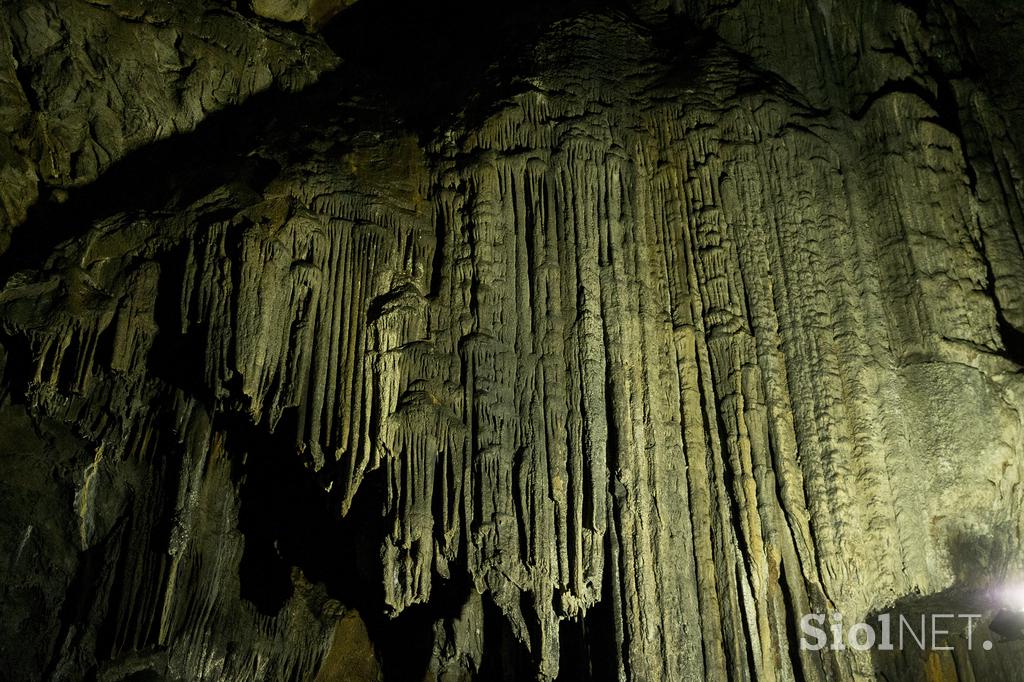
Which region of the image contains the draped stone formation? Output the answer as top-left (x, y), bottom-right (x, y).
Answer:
top-left (2, 0), bottom-right (1024, 680)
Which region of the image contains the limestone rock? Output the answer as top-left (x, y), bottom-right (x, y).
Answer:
top-left (1, 1), bottom-right (1023, 681)
top-left (0, 0), bottom-right (339, 244)
top-left (251, 0), bottom-right (357, 28)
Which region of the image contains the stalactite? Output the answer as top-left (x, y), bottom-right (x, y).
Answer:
top-left (2, 1), bottom-right (1024, 680)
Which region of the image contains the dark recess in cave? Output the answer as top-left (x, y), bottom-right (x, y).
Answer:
top-left (322, 0), bottom-right (609, 138)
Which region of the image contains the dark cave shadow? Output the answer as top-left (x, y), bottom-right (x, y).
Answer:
top-left (0, 69), bottom-right (360, 282)
top-left (221, 407), bottom-right (480, 681)
top-left (320, 0), bottom-right (624, 140)
top-left (221, 397), bottom-right (625, 680)
top-left (554, 581), bottom-right (620, 681)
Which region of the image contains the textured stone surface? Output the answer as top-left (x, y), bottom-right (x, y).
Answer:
top-left (0, 0), bottom-right (338, 246)
top-left (1, 1), bottom-right (1023, 680)
top-left (251, 0), bottom-right (356, 27)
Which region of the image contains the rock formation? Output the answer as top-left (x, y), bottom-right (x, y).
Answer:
top-left (2, 0), bottom-right (1024, 680)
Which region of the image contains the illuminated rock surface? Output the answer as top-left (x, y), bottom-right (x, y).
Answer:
top-left (1, 0), bottom-right (1024, 679)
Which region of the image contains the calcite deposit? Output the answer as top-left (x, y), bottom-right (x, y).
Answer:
top-left (2, 0), bottom-right (1023, 680)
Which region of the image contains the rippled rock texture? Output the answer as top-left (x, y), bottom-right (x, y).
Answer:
top-left (2, 0), bottom-right (1024, 680)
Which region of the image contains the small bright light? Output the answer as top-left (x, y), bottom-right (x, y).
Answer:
top-left (998, 584), bottom-right (1024, 612)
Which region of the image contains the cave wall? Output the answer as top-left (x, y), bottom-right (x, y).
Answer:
top-left (2, 1), bottom-right (1024, 680)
